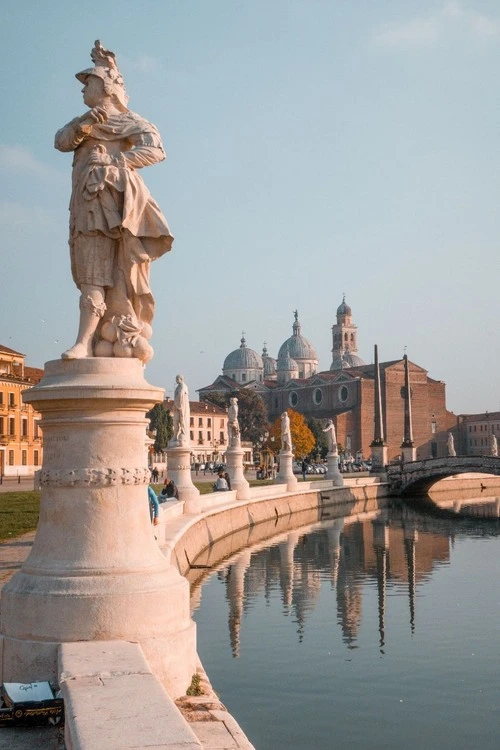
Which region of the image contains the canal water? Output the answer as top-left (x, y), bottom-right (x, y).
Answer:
top-left (191, 498), bottom-right (499, 750)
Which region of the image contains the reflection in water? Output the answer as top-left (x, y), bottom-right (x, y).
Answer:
top-left (195, 506), bottom-right (470, 654)
top-left (192, 500), bottom-right (499, 750)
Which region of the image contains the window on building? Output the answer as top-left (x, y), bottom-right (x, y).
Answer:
top-left (219, 431), bottom-right (224, 443)
top-left (474, 426), bottom-right (477, 432)
top-left (190, 417), bottom-right (194, 427)
top-left (431, 421), bottom-right (436, 434)
top-left (190, 430), bottom-right (194, 441)
top-left (198, 417), bottom-right (203, 427)
top-left (34, 450), bottom-right (39, 466)
top-left (207, 431), bottom-right (211, 441)
top-left (34, 421), bottom-right (41, 439)
top-left (198, 431), bottom-right (203, 444)
top-left (8, 450), bottom-right (14, 465)
top-left (0, 392), bottom-right (3, 405)
top-left (22, 450), bottom-right (27, 466)
top-left (207, 418), bottom-right (212, 428)
top-left (9, 417), bottom-right (15, 436)
top-left (0, 417), bottom-right (3, 435)
top-left (22, 419), bottom-right (28, 437)
top-left (242, 373), bottom-right (246, 382)
top-left (469, 426), bottom-right (472, 433)
top-left (9, 392), bottom-right (15, 407)
top-left (346, 435), bottom-right (352, 450)
top-left (220, 419), bottom-right (224, 428)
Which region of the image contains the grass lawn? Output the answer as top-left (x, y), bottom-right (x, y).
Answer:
top-left (0, 491), bottom-right (41, 542)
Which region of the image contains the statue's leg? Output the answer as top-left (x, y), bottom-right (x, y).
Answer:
top-left (62, 285), bottom-right (106, 359)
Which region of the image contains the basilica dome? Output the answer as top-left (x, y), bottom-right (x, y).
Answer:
top-left (330, 348), bottom-right (365, 371)
top-left (262, 344), bottom-right (277, 380)
top-left (277, 311), bottom-right (318, 379)
top-left (223, 336), bottom-right (263, 384)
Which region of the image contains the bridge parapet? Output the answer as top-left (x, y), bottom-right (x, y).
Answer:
top-left (387, 456), bottom-right (500, 495)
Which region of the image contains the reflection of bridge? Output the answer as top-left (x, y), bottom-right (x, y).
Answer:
top-left (387, 456), bottom-right (500, 496)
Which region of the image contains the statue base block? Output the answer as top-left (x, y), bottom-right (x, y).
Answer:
top-left (0, 359), bottom-right (196, 698)
top-left (370, 444), bottom-right (388, 472)
top-left (326, 453), bottom-right (344, 485)
top-left (166, 446), bottom-right (202, 514)
top-left (275, 451), bottom-right (298, 491)
top-left (226, 447), bottom-right (250, 501)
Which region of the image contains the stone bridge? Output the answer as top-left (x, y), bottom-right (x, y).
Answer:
top-left (386, 456), bottom-right (500, 496)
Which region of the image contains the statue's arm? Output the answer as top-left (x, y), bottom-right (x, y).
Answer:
top-left (118, 131), bottom-right (166, 170)
top-left (54, 117), bottom-right (92, 153)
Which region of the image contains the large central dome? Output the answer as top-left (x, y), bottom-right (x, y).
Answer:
top-left (277, 311), bottom-right (318, 379)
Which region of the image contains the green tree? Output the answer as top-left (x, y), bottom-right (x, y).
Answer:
top-left (203, 389), bottom-right (269, 445)
top-left (146, 402), bottom-right (173, 453)
top-left (306, 417), bottom-right (329, 459)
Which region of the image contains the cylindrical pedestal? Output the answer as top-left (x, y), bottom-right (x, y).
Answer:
top-left (0, 359), bottom-right (196, 698)
top-left (275, 450), bottom-right (298, 491)
top-left (226, 446), bottom-right (250, 500)
top-left (166, 445), bottom-right (202, 514)
top-left (326, 452), bottom-right (344, 485)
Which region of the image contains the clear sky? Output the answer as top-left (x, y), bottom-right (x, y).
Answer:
top-left (1, 1), bottom-right (498, 413)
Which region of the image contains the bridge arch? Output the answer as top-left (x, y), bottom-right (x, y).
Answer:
top-left (387, 456), bottom-right (500, 496)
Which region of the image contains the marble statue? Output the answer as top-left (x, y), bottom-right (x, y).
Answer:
top-left (322, 419), bottom-right (338, 454)
top-left (280, 411), bottom-right (292, 453)
top-left (447, 432), bottom-right (456, 457)
top-left (55, 41), bottom-right (173, 363)
top-left (228, 397), bottom-right (241, 448)
top-left (170, 375), bottom-right (190, 447)
top-left (490, 433), bottom-right (498, 457)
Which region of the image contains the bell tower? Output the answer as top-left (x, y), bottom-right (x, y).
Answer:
top-left (331, 295), bottom-right (359, 367)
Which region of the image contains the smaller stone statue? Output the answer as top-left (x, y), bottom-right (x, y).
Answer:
top-left (490, 433), bottom-right (498, 457)
top-left (170, 375), bottom-right (190, 447)
top-left (280, 411), bottom-right (292, 453)
top-left (228, 397), bottom-right (241, 448)
top-left (322, 419), bottom-right (338, 455)
top-left (447, 432), bottom-right (456, 457)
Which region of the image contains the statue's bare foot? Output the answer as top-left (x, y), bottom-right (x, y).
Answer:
top-left (61, 343), bottom-right (93, 360)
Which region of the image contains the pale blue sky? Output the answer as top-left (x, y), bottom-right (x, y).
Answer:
top-left (1, 1), bottom-right (499, 412)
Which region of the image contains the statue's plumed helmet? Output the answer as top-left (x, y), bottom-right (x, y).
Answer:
top-left (76, 40), bottom-right (129, 110)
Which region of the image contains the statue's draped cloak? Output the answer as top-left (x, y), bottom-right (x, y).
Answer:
top-left (55, 111), bottom-right (173, 325)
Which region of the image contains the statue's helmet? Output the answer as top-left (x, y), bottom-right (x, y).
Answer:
top-left (76, 40), bottom-right (129, 110)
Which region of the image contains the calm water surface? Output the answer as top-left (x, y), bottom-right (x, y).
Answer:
top-left (191, 501), bottom-right (499, 750)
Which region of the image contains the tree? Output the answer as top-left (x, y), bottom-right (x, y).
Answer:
top-left (306, 416), bottom-right (329, 459)
top-left (146, 402), bottom-right (173, 453)
top-left (269, 409), bottom-right (315, 458)
top-left (203, 389), bottom-right (269, 445)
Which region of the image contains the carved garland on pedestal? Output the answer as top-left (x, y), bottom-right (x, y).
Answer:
top-left (38, 467), bottom-right (151, 487)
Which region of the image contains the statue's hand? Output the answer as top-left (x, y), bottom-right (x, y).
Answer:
top-left (79, 107), bottom-right (108, 129)
top-left (88, 144), bottom-right (113, 166)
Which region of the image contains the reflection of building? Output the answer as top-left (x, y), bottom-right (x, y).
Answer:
top-left (198, 300), bottom-right (456, 461)
top-left (457, 411), bottom-right (500, 456)
top-left (215, 514), bottom-right (452, 654)
top-left (0, 345), bottom-right (44, 476)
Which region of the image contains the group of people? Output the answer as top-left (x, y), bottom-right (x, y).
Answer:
top-left (213, 471), bottom-right (231, 492)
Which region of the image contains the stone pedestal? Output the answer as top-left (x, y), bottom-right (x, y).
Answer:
top-left (326, 452), bottom-right (344, 485)
top-left (370, 444), bottom-right (388, 473)
top-left (0, 359), bottom-right (196, 698)
top-left (226, 446), bottom-right (250, 501)
top-left (275, 450), bottom-right (298, 491)
top-left (401, 445), bottom-right (417, 463)
top-left (166, 445), bottom-right (202, 515)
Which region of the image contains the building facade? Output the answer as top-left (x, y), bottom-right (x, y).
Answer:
top-left (456, 411), bottom-right (500, 456)
top-left (0, 345), bottom-right (44, 477)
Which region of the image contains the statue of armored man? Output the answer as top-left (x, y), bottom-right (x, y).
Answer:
top-left (55, 40), bottom-right (173, 363)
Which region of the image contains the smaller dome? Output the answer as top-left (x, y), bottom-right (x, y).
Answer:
top-left (337, 295), bottom-right (352, 317)
top-left (262, 344), bottom-right (277, 377)
top-left (223, 336), bottom-right (263, 371)
top-left (342, 350), bottom-right (364, 368)
top-left (277, 347), bottom-right (298, 374)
